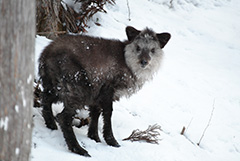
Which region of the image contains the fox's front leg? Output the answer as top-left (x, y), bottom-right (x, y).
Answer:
top-left (88, 105), bottom-right (101, 143)
top-left (99, 86), bottom-right (120, 147)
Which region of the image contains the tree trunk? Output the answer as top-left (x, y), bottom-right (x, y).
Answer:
top-left (36, 0), bottom-right (115, 39)
top-left (36, 0), bottom-right (65, 39)
top-left (0, 0), bottom-right (35, 160)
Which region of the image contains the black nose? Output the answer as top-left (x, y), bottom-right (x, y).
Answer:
top-left (140, 60), bottom-right (148, 67)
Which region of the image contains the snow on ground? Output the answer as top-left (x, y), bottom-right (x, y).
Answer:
top-left (32, 0), bottom-right (240, 160)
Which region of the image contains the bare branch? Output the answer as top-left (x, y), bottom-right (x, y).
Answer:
top-left (197, 99), bottom-right (216, 146)
top-left (123, 124), bottom-right (161, 144)
top-left (126, 0), bottom-right (131, 21)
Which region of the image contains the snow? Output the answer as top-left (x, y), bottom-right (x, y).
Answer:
top-left (27, 74), bottom-right (33, 84)
top-left (15, 148), bottom-right (20, 155)
top-left (21, 89), bottom-right (26, 107)
top-left (0, 117), bottom-right (9, 131)
top-left (31, 0), bottom-right (240, 161)
top-left (15, 105), bottom-right (19, 113)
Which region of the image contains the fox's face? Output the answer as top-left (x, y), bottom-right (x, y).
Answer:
top-left (124, 26), bottom-right (171, 80)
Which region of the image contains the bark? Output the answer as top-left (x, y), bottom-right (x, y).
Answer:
top-left (0, 0), bottom-right (35, 160)
top-left (36, 0), bottom-right (65, 39)
top-left (36, 0), bottom-right (116, 39)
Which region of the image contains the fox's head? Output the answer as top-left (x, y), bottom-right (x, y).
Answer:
top-left (124, 26), bottom-right (171, 80)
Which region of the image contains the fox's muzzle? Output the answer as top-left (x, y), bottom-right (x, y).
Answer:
top-left (139, 49), bottom-right (151, 68)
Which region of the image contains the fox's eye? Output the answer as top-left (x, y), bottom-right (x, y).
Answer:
top-left (151, 48), bottom-right (155, 53)
top-left (136, 45), bottom-right (141, 52)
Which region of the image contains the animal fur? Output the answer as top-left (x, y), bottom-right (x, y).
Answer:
top-left (38, 26), bottom-right (171, 157)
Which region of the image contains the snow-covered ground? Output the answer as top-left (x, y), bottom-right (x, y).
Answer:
top-left (32, 0), bottom-right (240, 160)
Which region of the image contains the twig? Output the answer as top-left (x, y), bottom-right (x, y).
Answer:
top-left (180, 126), bottom-right (186, 135)
top-left (197, 99), bottom-right (216, 146)
top-left (180, 117), bottom-right (193, 135)
top-left (186, 117), bottom-right (193, 130)
top-left (123, 124), bottom-right (161, 144)
top-left (73, 117), bottom-right (90, 128)
top-left (126, 0), bottom-right (131, 21)
top-left (180, 117), bottom-right (196, 145)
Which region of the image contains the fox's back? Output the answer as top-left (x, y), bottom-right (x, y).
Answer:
top-left (40, 35), bottom-right (129, 78)
top-left (39, 34), bottom-right (133, 102)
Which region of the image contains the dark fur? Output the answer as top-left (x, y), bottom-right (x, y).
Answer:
top-left (39, 26), bottom-right (170, 156)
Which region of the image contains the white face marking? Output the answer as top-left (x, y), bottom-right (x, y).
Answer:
top-left (117, 30), bottom-right (164, 99)
top-left (125, 32), bottom-right (163, 82)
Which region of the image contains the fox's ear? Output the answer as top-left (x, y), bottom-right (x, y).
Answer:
top-left (126, 26), bottom-right (140, 41)
top-left (157, 33), bottom-right (171, 48)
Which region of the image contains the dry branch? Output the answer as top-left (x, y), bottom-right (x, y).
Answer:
top-left (123, 124), bottom-right (161, 144)
top-left (75, 0), bottom-right (115, 31)
top-left (180, 126), bottom-right (186, 135)
top-left (36, 0), bottom-right (115, 39)
top-left (197, 99), bottom-right (216, 146)
top-left (73, 117), bottom-right (90, 128)
top-left (126, 0), bottom-right (131, 21)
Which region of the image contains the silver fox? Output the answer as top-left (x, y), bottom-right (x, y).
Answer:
top-left (38, 26), bottom-right (171, 157)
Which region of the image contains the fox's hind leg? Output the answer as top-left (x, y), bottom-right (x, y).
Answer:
top-left (39, 64), bottom-right (58, 130)
top-left (57, 102), bottom-right (90, 157)
top-left (41, 89), bottom-right (58, 130)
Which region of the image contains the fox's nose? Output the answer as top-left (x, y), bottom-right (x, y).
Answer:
top-left (140, 60), bottom-right (148, 67)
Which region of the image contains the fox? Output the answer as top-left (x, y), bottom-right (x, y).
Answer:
top-left (38, 26), bottom-right (171, 157)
